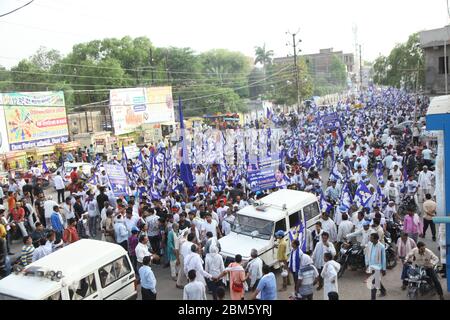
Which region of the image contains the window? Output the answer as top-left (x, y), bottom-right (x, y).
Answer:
top-left (45, 291), bottom-right (62, 300)
top-left (69, 273), bottom-right (97, 300)
top-left (439, 56), bottom-right (449, 74)
top-left (288, 211), bottom-right (301, 229)
top-left (99, 255), bottom-right (132, 288)
top-left (274, 218), bottom-right (286, 234)
top-left (303, 202), bottom-right (320, 222)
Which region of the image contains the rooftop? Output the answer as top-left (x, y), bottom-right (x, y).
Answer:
top-left (419, 25), bottom-right (450, 48)
top-left (238, 189), bottom-right (317, 221)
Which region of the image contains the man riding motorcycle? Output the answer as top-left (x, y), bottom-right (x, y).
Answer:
top-left (404, 242), bottom-right (444, 300)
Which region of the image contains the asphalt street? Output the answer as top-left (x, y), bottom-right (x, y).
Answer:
top-left (5, 168), bottom-right (449, 300)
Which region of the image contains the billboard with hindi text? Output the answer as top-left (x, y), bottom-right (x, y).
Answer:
top-left (0, 91), bottom-right (69, 151)
top-left (110, 86), bottom-right (175, 135)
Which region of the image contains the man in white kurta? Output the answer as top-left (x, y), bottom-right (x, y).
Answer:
top-left (319, 212), bottom-right (337, 243)
top-left (321, 252), bottom-right (341, 300)
top-left (311, 232), bottom-right (336, 289)
top-left (183, 244), bottom-right (212, 286)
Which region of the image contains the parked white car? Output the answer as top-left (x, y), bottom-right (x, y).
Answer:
top-left (218, 189), bottom-right (321, 268)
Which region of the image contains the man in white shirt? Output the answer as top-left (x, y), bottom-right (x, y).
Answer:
top-left (183, 269), bottom-right (207, 300)
top-left (336, 214), bottom-right (354, 242)
top-left (216, 200), bottom-right (229, 223)
top-left (124, 208), bottom-right (138, 236)
top-left (85, 193), bottom-right (99, 237)
top-left (201, 213), bottom-right (221, 240)
top-left (135, 235), bottom-right (154, 269)
top-left (246, 249), bottom-right (263, 291)
top-left (61, 197), bottom-right (75, 228)
top-left (417, 166), bottom-right (435, 202)
top-left (44, 196), bottom-right (58, 229)
top-left (53, 172), bottom-right (66, 204)
top-left (183, 244), bottom-right (212, 286)
top-left (177, 233), bottom-right (195, 288)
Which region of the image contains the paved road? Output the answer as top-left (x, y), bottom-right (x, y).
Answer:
top-left (5, 171), bottom-right (449, 300)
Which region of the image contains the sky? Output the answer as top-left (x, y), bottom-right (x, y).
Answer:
top-left (0, 0), bottom-right (449, 69)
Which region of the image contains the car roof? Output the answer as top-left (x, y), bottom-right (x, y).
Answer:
top-left (238, 189), bottom-right (317, 222)
top-left (0, 240), bottom-right (127, 300)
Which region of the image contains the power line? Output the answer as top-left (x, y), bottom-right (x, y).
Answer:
top-left (0, 54), bottom-right (258, 77)
top-left (0, 70), bottom-right (293, 92)
top-left (0, 65), bottom-right (293, 103)
top-left (0, 67), bottom-right (283, 83)
top-left (0, 0), bottom-right (34, 18)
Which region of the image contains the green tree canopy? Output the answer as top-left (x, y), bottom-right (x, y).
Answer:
top-left (373, 33), bottom-right (424, 91)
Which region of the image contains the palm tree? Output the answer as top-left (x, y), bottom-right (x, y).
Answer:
top-left (254, 44), bottom-right (274, 70)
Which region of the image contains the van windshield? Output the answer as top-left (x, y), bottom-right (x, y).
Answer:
top-left (231, 215), bottom-right (274, 240)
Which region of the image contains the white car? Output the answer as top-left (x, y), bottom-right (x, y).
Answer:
top-left (218, 189), bottom-right (321, 268)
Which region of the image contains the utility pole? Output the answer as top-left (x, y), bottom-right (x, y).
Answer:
top-left (149, 48), bottom-right (155, 85)
top-left (359, 44), bottom-right (363, 92)
top-left (445, 37), bottom-right (448, 95)
top-left (287, 29), bottom-right (302, 113)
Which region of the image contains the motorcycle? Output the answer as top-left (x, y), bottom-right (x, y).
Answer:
top-left (398, 194), bottom-right (417, 217)
top-left (384, 235), bottom-right (398, 269)
top-left (386, 220), bottom-right (403, 244)
top-left (406, 264), bottom-right (438, 300)
top-left (337, 241), bottom-right (366, 278)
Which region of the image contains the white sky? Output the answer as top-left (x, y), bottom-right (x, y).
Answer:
top-left (0, 0), bottom-right (448, 69)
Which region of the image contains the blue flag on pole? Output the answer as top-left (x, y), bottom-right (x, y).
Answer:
top-left (42, 161), bottom-right (49, 174)
top-left (355, 181), bottom-right (373, 208)
top-left (178, 97), bottom-right (194, 188)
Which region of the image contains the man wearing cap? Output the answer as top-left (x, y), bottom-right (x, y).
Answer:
top-left (346, 219), bottom-right (373, 248)
top-left (128, 227), bottom-right (140, 272)
top-left (275, 230), bottom-right (290, 288)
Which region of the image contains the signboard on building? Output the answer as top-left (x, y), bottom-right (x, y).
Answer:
top-left (110, 86), bottom-right (175, 135)
top-left (0, 91), bottom-right (69, 151)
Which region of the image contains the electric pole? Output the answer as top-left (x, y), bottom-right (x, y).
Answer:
top-left (149, 48), bottom-right (155, 85)
top-left (359, 44), bottom-right (362, 92)
top-left (287, 29), bottom-right (302, 113)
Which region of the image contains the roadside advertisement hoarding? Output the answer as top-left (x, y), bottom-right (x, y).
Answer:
top-left (110, 86), bottom-right (175, 135)
top-left (0, 91), bottom-right (69, 151)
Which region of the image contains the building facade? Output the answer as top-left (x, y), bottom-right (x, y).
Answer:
top-left (273, 48), bottom-right (355, 76)
top-left (420, 25), bottom-right (450, 95)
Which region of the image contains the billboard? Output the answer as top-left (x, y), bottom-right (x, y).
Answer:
top-left (110, 86), bottom-right (174, 135)
top-left (0, 91), bottom-right (69, 151)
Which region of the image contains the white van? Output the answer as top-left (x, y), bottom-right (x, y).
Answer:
top-left (0, 239), bottom-right (137, 300)
top-left (218, 189), bottom-right (320, 268)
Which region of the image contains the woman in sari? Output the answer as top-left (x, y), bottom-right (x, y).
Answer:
top-left (215, 254), bottom-right (247, 300)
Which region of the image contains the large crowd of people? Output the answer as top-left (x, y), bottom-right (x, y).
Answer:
top-left (0, 87), bottom-right (447, 300)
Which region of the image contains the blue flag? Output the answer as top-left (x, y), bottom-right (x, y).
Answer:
top-left (178, 97), bottom-right (194, 188)
top-left (355, 181), bottom-right (373, 208)
top-left (42, 161), bottom-right (49, 174)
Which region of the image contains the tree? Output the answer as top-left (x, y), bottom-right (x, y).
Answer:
top-left (179, 83), bottom-right (246, 117)
top-left (30, 46), bottom-right (62, 71)
top-left (254, 44), bottom-right (274, 69)
top-left (329, 56), bottom-right (347, 87)
top-left (199, 49), bottom-right (252, 97)
top-left (372, 33), bottom-right (424, 91)
top-left (265, 58), bottom-right (313, 105)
